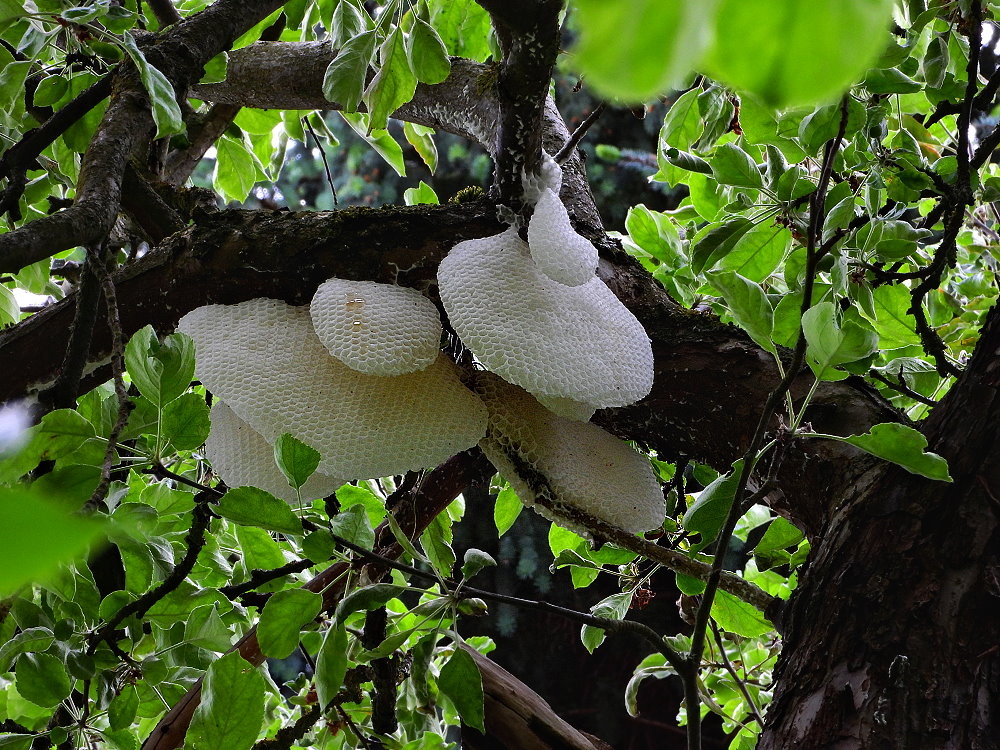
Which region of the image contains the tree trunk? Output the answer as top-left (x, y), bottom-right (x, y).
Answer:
top-left (760, 307), bottom-right (1000, 749)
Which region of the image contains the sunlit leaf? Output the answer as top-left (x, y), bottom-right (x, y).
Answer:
top-left (701, 0), bottom-right (895, 108)
top-left (573, 0), bottom-right (718, 101)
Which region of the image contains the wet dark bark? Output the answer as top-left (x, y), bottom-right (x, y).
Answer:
top-left (759, 306), bottom-right (1000, 749)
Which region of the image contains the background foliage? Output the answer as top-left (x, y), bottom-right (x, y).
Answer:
top-left (0, 1), bottom-right (996, 749)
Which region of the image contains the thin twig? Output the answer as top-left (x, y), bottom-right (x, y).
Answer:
top-left (710, 621), bottom-right (763, 726)
top-left (328, 532), bottom-right (687, 673)
top-left (219, 559), bottom-right (315, 599)
top-left (84, 247), bottom-right (133, 512)
top-left (148, 463), bottom-right (224, 496)
top-left (146, 0), bottom-right (183, 26)
top-left (335, 705), bottom-right (381, 750)
top-left (40, 259), bottom-right (102, 412)
top-left (682, 95), bottom-right (851, 750)
top-left (555, 102), bottom-right (606, 163)
top-left (868, 369), bottom-right (938, 407)
top-left (89, 489), bottom-right (215, 651)
top-left (252, 705), bottom-right (321, 750)
top-left (303, 117), bottom-right (338, 206)
top-left (0, 76), bottom-right (113, 219)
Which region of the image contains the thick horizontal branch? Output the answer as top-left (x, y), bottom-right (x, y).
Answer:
top-left (0, 202), bottom-right (895, 535)
top-left (193, 42), bottom-right (601, 229)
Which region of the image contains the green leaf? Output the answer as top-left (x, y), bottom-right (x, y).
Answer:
top-left (403, 122), bottom-right (438, 173)
top-left (753, 517), bottom-right (804, 555)
top-left (323, 30), bottom-right (376, 111)
top-left (200, 52), bottom-right (228, 85)
top-left (331, 0), bottom-right (368, 46)
top-left (15, 652), bottom-right (72, 708)
top-left (427, 0), bottom-right (491, 61)
top-left (258, 589), bottom-right (323, 659)
top-left (188, 651), bottom-right (265, 750)
top-left (315, 623), bottom-right (350, 708)
top-left (420, 512), bottom-right (455, 578)
top-left (0, 487), bottom-right (105, 595)
top-left (676, 572), bottom-right (706, 595)
top-left (140, 483), bottom-right (195, 515)
top-left (408, 18), bottom-right (451, 84)
top-left (0, 61), bottom-right (30, 114)
top-left (330, 504), bottom-right (375, 550)
top-left (364, 27), bottom-right (418, 132)
top-left (841, 423), bottom-right (951, 481)
top-left (682, 463), bottom-right (743, 544)
top-left (403, 180), bottom-right (440, 205)
top-left (124, 327), bottom-right (195, 409)
top-left (161, 393), bottom-right (210, 451)
top-left (302, 529), bottom-right (335, 562)
top-left (213, 135), bottom-right (260, 203)
top-left (550, 548), bottom-right (602, 573)
top-left (691, 218), bottom-right (754, 274)
top-left (711, 143), bottom-right (763, 189)
top-left (14, 259), bottom-right (51, 295)
top-left (461, 548), bottom-right (496, 580)
top-left (702, 0), bottom-right (895, 108)
top-left (0, 0), bottom-right (27, 27)
top-left (0, 627), bottom-right (54, 672)
top-left (216, 487), bottom-right (303, 535)
top-left (0, 408), bottom-right (96, 483)
top-left (493, 486), bottom-right (522, 537)
top-left (708, 272), bottom-right (776, 354)
top-left (107, 685), bottom-right (139, 732)
top-left (335, 484), bottom-right (387, 527)
top-left (120, 33), bottom-right (184, 138)
top-left (870, 284), bottom-right (920, 349)
top-left (184, 604), bottom-right (233, 652)
top-left (710, 590), bottom-right (773, 638)
top-left (336, 583), bottom-right (408, 622)
top-left (863, 67), bottom-right (922, 94)
top-left (385, 512), bottom-right (427, 563)
top-left (572, 0), bottom-right (718, 101)
top-left (716, 223), bottom-right (791, 282)
top-left (802, 302), bottom-right (879, 381)
top-left (661, 147), bottom-right (712, 175)
top-left (438, 646), bottom-right (485, 732)
top-left (339, 112), bottom-right (407, 176)
top-left (581, 591), bottom-right (633, 653)
top-left (659, 89), bottom-right (703, 150)
top-left (0, 284), bottom-right (18, 327)
top-left (273, 433), bottom-right (320, 490)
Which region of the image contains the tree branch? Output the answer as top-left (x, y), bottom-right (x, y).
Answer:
top-left (0, 202), bottom-right (898, 537)
top-left (475, 0), bottom-right (563, 207)
top-left (191, 43), bottom-right (601, 228)
top-left (0, 0), bottom-right (292, 273)
top-left (90, 489), bottom-right (215, 651)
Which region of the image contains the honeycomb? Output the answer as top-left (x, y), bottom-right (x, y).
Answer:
top-left (527, 188), bottom-right (598, 287)
top-left (475, 372), bottom-right (665, 534)
top-left (437, 227), bottom-right (654, 410)
top-left (178, 299), bottom-right (488, 481)
top-left (536, 395), bottom-right (596, 422)
top-left (521, 150), bottom-right (562, 205)
top-left (310, 279), bottom-right (442, 375)
top-left (205, 401), bottom-right (345, 504)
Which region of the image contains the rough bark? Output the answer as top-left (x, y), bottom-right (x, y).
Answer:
top-left (0, 203), bottom-right (891, 538)
top-left (759, 305), bottom-right (1000, 749)
top-left (0, 0), bottom-right (291, 272)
